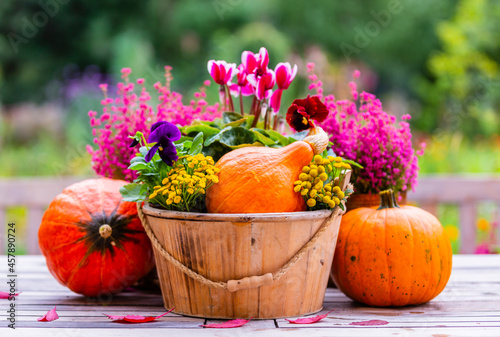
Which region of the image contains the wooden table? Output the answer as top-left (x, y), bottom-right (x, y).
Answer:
top-left (1, 255), bottom-right (499, 336)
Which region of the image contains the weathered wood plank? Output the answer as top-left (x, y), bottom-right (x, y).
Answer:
top-left (8, 327), bottom-right (500, 336)
top-left (7, 309), bottom-right (500, 319)
top-left (4, 305), bottom-right (167, 312)
top-left (460, 202), bottom-right (478, 254)
top-left (277, 319), bottom-right (500, 328)
top-left (12, 320), bottom-right (205, 329)
top-left (1, 254), bottom-right (500, 334)
top-left (26, 206), bottom-right (44, 254)
top-left (0, 176), bottom-right (88, 207)
top-left (450, 254), bottom-right (500, 268)
top-left (408, 175), bottom-right (500, 202)
top-left (203, 319), bottom-right (276, 329)
top-left (10, 294), bottom-right (165, 306)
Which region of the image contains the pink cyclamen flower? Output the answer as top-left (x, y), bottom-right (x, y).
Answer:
top-left (270, 89), bottom-right (283, 112)
top-left (256, 47), bottom-right (270, 74)
top-left (230, 64), bottom-right (254, 97)
top-left (241, 51), bottom-right (258, 74)
top-left (241, 47), bottom-right (270, 76)
top-left (256, 70), bottom-right (275, 100)
top-left (235, 64), bottom-right (248, 86)
top-left (275, 62), bottom-right (297, 90)
top-left (207, 60), bottom-right (236, 85)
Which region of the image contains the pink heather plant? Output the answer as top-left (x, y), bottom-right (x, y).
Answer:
top-left (87, 67), bottom-right (223, 182)
top-left (308, 63), bottom-right (425, 195)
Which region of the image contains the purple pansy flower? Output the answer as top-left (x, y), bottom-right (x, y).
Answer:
top-left (145, 121), bottom-right (181, 165)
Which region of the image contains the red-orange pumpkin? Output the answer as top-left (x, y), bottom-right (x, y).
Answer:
top-left (332, 189), bottom-right (453, 307)
top-left (38, 178), bottom-right (154, 297)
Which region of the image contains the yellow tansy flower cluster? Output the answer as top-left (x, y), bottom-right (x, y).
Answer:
top-left (294, 154), bottom-right (352, 210)
top-left (148, 153), bottom-right (220, 212)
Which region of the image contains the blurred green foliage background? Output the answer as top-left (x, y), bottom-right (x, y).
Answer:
top-left (0, 0), bottom-right (500, 177)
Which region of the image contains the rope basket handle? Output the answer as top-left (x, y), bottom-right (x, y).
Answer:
top-left (137, 202), bottom-right (344, 292)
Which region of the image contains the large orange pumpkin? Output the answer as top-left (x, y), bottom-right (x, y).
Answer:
top-left (332, 189), bottom-right (452, 307)
top-left (206, 127), bottom-right (329, 213)
top-left (38, 178), bottom-right (154, 297)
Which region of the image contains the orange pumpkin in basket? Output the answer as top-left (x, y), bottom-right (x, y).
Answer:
top-left (332, 189), bottom-right (453, 307)
top-left (38, 178), bottom-right (154, 297)
top-left (206, 127), bottom-right (329, 213)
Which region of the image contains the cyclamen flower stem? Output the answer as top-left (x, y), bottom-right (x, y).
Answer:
top-left (251, 99), bottom-right (263, 128)
top-left (239, 88), bottom-right (244, 116)
top-left (272, 114), bottom-right (278, 131)
top-left (249, 97), bottom-right (257, 127)
top-left (250, 96), bottom-right (257, 116)
top-left (219, 85), bottom-right (226, 110)
top-left (225, 85), bottom-right (235, 112)
top-left (265, 108), bottom-right (271, 130)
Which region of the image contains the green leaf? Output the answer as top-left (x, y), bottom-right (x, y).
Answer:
top-left (227, 142), bottom-right (263, 149)
top-left (206, 127), bottom-right (259, 148)
top-left (242, 115), bottom-right (255, 128)
top-left (343, 159), bottom-right (364, 169)
top-left (202, 142), bottom-right (232, 162)
top-left (189, 132), bottom-right (204, 156)
top-left (119, 183), bottom-right (147, 202)
top-left (181, 124), bottom-right (220, 138)
top-left (225, 117), bottom-right (248, 128)
top-left (250, 129), bottom-right (275, 146)
top-left (263, 129), bottom-right (291, 146)
top-left (130, 156), bottom-right (146, 164)
top-left (200, 120), bottom-right (219, 127)
top-left (222, 112), bottom-right (244, 124)
top-left (128, 162), bottom-right (149, 171)
top-left (176, 136), bottom-right (193, 143)
top-left (139, 146), bottom-right (149, 157)
top-left (154, 161), bottom-right (173, 176)
top-left (180, 140), bottom-right (193, 149)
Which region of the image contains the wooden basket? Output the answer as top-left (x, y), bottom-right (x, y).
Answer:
top-left (139, 205), bottom-right (346, 319)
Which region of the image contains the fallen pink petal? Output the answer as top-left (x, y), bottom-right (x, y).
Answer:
top-left (350, 319), bottom-right (389, 326)
top-left (285, 310), bottom-right (334, 324)
top-left (38, 306), bottom-right (59, 322)
top-left (0, 291), bottom-right (19, 299)
top-left (104, 308), bottom-right (173, 323)
top-left (201, 318), bottom-right (251, 328)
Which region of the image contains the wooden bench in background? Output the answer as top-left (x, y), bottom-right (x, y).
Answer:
top-left (1, 175), bottom-right (499, 254)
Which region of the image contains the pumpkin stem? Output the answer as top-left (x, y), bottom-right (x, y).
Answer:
top-left (377, 189), bottom-right (400, 210)
top-left (99, 224), bottom-right (113, 239)
top-left (303, 127), bottom-right (329, 155)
